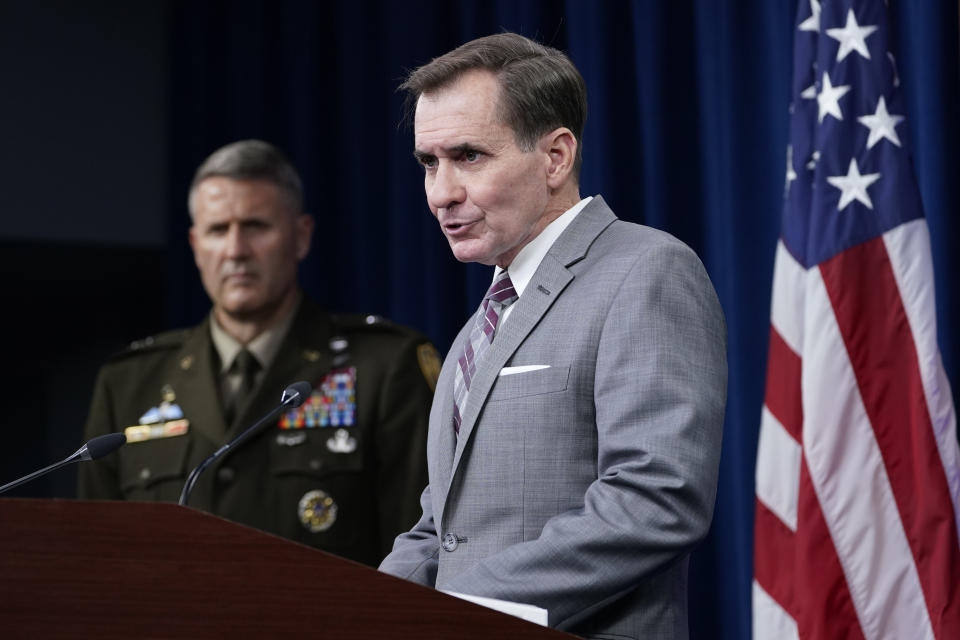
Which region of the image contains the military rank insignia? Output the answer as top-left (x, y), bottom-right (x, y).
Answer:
top-left (278, 367), bottom-right (356, 429)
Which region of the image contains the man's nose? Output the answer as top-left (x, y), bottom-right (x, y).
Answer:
top-left (224, 224), bottom-right (251, 258)
top-left (426, 162), bottom-right (465, 212)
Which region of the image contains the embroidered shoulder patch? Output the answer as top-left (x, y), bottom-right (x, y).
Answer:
top-left (416, 343), bottom-right (441, 392)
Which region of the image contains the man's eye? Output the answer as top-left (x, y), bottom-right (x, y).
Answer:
top-left (464, 150), bottom-right (480, 162)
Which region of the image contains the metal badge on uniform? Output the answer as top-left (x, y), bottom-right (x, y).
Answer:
top-left (278, 367), bottom-right (356, 429)
top-left (124, 385), bottom-right (191, 443)
top-left (326, 428), bottom-right (357, 454)
top-left (298, 489), bottom-right (338, 532)
top-left (276, 431), bottom-right (307, 447)
top-left (329, 336), bottom-right (350, 367)
top-left (138, 385), bottom-right (184, 423)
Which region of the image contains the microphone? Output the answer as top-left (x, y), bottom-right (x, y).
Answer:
top-left (0, 433), bottom-right (127, 496)
top-left (178, 381), bottom-right (312, 507)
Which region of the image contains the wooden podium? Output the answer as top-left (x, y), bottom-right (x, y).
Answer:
top-left (0, 499), bottom-right (575, 638)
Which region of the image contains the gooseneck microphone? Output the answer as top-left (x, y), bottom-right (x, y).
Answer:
top-left (0, 432), bottom-right (127, 496)
top-left (178, 381), bottom-right (312, 507)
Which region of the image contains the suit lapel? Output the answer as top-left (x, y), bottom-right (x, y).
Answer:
top-left (442, 197), bottom-right (619, 504)
top-left (447, 256), bottom-right (573, 476)
top-left (433, 324), bottom-right (466, 470)
top-left (430, 321), bottom-right (471, 528)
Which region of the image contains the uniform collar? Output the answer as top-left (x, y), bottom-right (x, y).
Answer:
top-left (209, 294), bottom-right (301, 371)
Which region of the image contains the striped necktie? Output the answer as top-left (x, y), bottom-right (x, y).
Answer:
top-left (452, 270), bottom-right (518, 435)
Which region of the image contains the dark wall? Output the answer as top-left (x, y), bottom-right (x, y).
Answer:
top-left (0, 0), bottom-right (168, 245)
top-left (0, 244), bottom-right (166, 497)
top-left (0, 1), bottom-right (170, 497)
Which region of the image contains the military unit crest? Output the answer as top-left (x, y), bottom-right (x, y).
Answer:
top-left (298, 489), bottom-right (338, 532)
top-left (278, 367), bottom-right (357, 429)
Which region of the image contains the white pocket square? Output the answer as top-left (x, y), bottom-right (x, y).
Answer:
top-left (499, 365), bottom-right (551, 376)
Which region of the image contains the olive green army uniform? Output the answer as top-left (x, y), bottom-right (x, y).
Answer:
top-left (79, 298), bottom-right (439, 567)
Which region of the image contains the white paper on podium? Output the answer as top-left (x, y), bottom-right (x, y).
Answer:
top-left (441, 590), bottom-right (549, 626)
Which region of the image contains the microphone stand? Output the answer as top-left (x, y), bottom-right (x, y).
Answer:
top-left (179, 381), bottom-right (311, 507)
top-left (0, 433), bottom-right (126, 496)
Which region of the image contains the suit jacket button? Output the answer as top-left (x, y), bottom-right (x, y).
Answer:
top-left (441, 532), bottom-right (458, 552)
top-left (217, 467), bottom-right (235, 483)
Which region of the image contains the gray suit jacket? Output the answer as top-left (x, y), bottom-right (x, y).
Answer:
top-left (380, 197), bottom-right (727, 639)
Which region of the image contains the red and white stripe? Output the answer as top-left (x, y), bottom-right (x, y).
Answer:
top-left (753, 220), bottom-right (960, 639)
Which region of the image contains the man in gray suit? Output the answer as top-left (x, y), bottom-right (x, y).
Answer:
top-left (379, 33), bottom-right (727, 640)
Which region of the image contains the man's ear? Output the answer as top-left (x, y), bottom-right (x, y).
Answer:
top-left (542, 127), bottom-right (577, 189)
top-left (295, 213), bottom-right (315, 260)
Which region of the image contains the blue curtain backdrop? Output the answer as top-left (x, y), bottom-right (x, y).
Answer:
top-left (164, 2), bottom-right (960, 638)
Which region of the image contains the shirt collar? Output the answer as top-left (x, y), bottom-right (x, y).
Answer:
top-left (495, 196), bottom-right (592, 296)
top-left (209, 294), bottom-right (301, 372)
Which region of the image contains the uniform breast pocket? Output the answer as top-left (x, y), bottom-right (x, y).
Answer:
top-left (118, 436), bottom-right (192, 502)
top-left (268, 428), bottom-right (374, 554)
top-left (269, 428), bottom-right (364, 479)
top-left (487, 365), bottom-right (570, 401)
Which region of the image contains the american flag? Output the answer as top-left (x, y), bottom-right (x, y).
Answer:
top-left (752, 1), bottom-right (960, 638)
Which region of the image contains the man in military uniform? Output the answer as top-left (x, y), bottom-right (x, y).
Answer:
top-left (79, 140), bottom-right (439, 567)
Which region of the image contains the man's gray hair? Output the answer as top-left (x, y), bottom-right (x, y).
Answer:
top-left (188, 139), bottom-right (303, 215)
